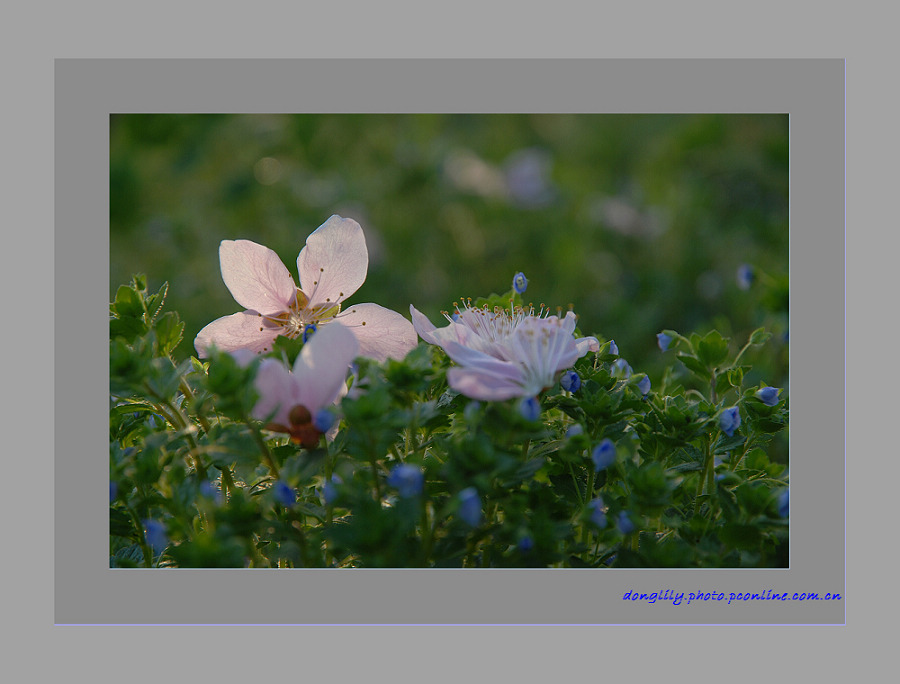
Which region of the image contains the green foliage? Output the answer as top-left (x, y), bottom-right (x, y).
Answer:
top-left (109, 278), bottom-right (789, 568)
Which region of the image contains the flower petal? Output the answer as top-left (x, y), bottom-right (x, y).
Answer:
top-left (291, 319), bottom-right (359, 412)
top-left (336, 302), bottom-right (417, 362)
top-left (297, 215), bottom-right (368, 307)
top-left (447, 366), bottom-right (527, 401)
top-left (575, 336), bottom-right (600, 355)
top-left (194, 312), bottom-right (279, 358)
top-left (252, 359), bottom-right (296, 427)
top-left (219, 240), bottom-right (297, 315)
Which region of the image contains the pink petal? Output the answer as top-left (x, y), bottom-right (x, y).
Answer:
top-left (447, 367), bottom-right (527, 401)
top-left (219, 240), bottom-right (297, 315)
top-left (575, 336), bottom-right (600, 355)
top-left (338, 303), bottom-right (417, 362)
top-left (297, 215), bottom-right (368, 308)
top-left (409, 304), bottom-right (440, 345)
top-left (194, 312), bottom-right (279, 358)
top-left (252, 359), bottom-right (296, 426)
top-left (290, 320), bottom-right (359, 412)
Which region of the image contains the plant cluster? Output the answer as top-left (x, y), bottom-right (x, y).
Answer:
top-left (110, 218), bottom-right (788, 569)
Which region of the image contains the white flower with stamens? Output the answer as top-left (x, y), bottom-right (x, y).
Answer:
top-left (410, 299), bottom-right (599, 401)
top-left (194, 215), bottom-right (417, 363)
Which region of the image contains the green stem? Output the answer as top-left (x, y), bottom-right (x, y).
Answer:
top-left (247, 419), bottom-right (279, 479)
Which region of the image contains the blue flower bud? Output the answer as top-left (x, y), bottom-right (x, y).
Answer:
top-left (464, 400), bottom-right (481, 422)
top-left (608, 339), bottom-right (619, 356)
top-left (387, 464), bottom-right (425, 498)
top-left (143, 519), bottom-right (168, 553)
top-left (109, 481), bottom-right (117, 502)
top-left (588, 498), bottom-right (607, 529)
top-left (322, 474), bottom-right (342, 505)
top-left (519, 396), bottom-right (541, 421)
top-left (755, 386), bottom-right (780, 407)
top-left (313, 408), bottom-right (336, 433)
top-left (512, 272), bottom-right (528, 294)
top-left (518, 535), bottom-right (534, 553)
top-left (637, 375), bottom-right (651, 396)
top-left (272, 480), bottom-right (296, 506)
top-left (560, 370), bottom-right (581, 393)
top-left (458, 487), bottom-right (482, 526)
top-left (591, 438), bottom-right (617, 471)
top-left (736, 264), bottom-right (755, 290)
top-left (199, 480), bottom-right (220, 502)
top-left (617, 511), bottom-right (635, 535)
top-left (565, 424), bottom-right (584, 439)
top-left (777, 489), bottom-right (789, 518)
top-left (657, 332), bottom-right (672, 351)
top-left (613, 358), bottom-right (632, 379)
top-left (719, 406), bottom-right (741, 437)
top-left (302, 323), bottom-right (317, 343)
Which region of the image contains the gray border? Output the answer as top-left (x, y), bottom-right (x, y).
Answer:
top-left (57, 59), bottom-right (844, 625)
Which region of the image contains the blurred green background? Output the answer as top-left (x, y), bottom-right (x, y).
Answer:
top-left (110, 113), bottom-right (788, 388)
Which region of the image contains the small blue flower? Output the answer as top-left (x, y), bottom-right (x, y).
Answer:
top-left (560, 370), bottom-right (581, 393)
top-left (719, 406), bottom-right (741, 437)
top-left (387, 464), bottom-right (425, 498)
top-left (322, 474), bottom-right (342, 505)
top-left (777, 489), bottom-right (789, 518)
top-left (519, 396), bottom-right (541, 421)
top-left (608, 339), bottom-right (619, 356)
top-left (302, 323), bottom-right (317, 343)
top-left (458, 487), bottom-right (482, 526)
top-left (272, 480), bottom-right (296, 506)
top-left (199, 480), bottom-right (221, 502)
top-left (613, 358), bottom-right (633, 379)
top-left (637, 375), bottom-right (651, 396)
top-left (518, 535), bottom-right (534, 553)
top-left (617, 511), bottom-right (635, 535)
top-left (657, 332), bottom-right (672, 351)
top-left (755, 386), bottom-right (780, 407)
top-left (566, 424), bottom-right (584, 439)
top-left (591, 438), bottom-right (617, 471)
top-left (451, 312), bottom-right (461, 322)
top-left (588, 498), bottom-right (607, 529)
top-left (313, 408), bottom-right (336, 433)
top-left (143, 519), bottom-right (168, 554)
top-left (736, 264), bottom-right (755, 290)
top-left (512, 272), bottom-right (528, 294)
top-left (109, 481), bottom-right (117, 502)
top-left (463, 400), bottom-right (481, 422)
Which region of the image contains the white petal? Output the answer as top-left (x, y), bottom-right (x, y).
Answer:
top-left (291, 320), bottom-right (359, 411)
top-left (337, 303), bottom-right (417, 362)
top-left (219, 240), bottom-right (297, 315)
top-left (252, 359), bottom-right (296, 427)
top-left (194, 312), bottom-right (279, 358)
top-left (575, 336), bottom-right (600, 355)
top-left (297, 215), bottom-right (368, 307)
top-left (447, 367), bottom-right (527, 401)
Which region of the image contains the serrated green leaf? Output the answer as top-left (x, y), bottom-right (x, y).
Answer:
top-left (154, 311), bottom-right (184, 355)
top-left (677, 353), bottom-right (709, 378)
top-left (697, 330), bottom-right (729, 367)
top-left (114, 284), bottom-right (144, 319)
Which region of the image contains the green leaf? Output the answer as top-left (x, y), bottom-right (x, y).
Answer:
top-left (677, 353), bottom-right (709, 378)
top-left (697, 330), bottom-right (729, 368)
top-left (154, 311), bottom-right (184, 355)
top-left (113, 284), bottom-right (144, 319)
top-left (145, 281), bottom-right (169, 323)
top-left (748, 328), bottom-right (772, 346)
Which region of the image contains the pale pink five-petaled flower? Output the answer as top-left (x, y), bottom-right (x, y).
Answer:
top-left (251, 320), bottom-right (358, 447)
top-left (410, 300), bottom-right (600, 401)
top-left (194, 215), bottom-right (417, 363)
